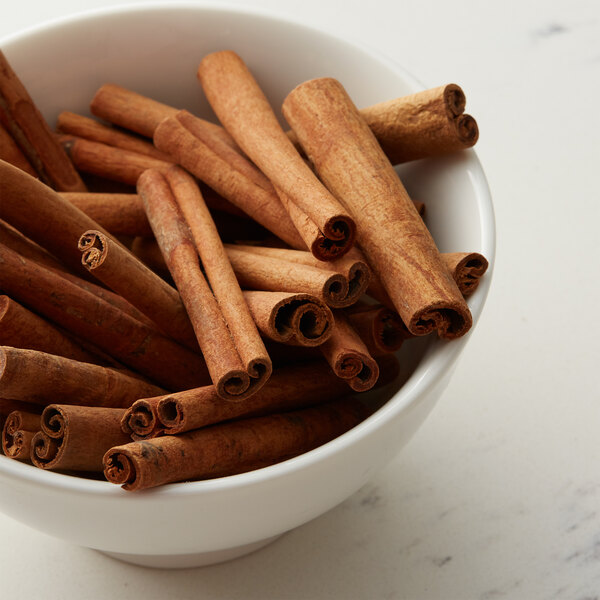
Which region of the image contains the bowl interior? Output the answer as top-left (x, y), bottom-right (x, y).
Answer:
top-left (0, 4), bottom-right (495, 494)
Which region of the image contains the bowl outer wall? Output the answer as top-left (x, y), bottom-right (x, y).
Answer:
top-left (0, 3), bottom-right (495, 556)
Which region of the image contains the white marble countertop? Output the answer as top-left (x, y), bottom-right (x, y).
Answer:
top-left (1, 0), bottom-right (599, 598)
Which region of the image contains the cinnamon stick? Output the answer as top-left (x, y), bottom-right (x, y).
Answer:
top-left (1, 410), bottom-right (40, 461)
top-left (153, 110), bottom-right (305, 250)
top-left (0, 244), bottom-right (211, 390)
top-left (0, 159), bottom-right (117, 274)
top-left (61, 193), bottom-right (153, 237)
top-left (367, 251), bottom-right (489, 306)
top-left (283, 78), bottom-right (472, 339)
top-left (0, 295), bottom-right (99, 364)
top-left (123, 360), bottom-right (350, 439)
top-left (242, 291), bottom-right (333, 347)
top-left (346, 304), bottom-right (410, 356)
top-left (0, 346), bottom-right (164, 407)
top-left (225, 245), bottom-right (359, 309)
top-left (442, 252), bottom-right (489, 297)
top-left (0, 51), bottom-right (86, 191)
top-left (0, 120), bottom-right (37, 175)
top-left (197, 51), bottom-right (356, 260)
top-left (359, 84), bottom-right (479, 165)
top-left (319, 311), bottom-right (380, 392)
top-left (60, 135), bottom-right (172, 185)
top-left (57, 111), bottom-right (171, 161)
top-left (138, 168), bottom-right (272, 401)
top-left (31, 405), bottom-right (130, 471)
top-left (0, 219), bottom-right (154, 326)
top-left (104, 398), bottom-right (369, 490)
top-left (231, 244), bottom-right (371, 305)
top-left (78, 230), bottom-right (198, 349)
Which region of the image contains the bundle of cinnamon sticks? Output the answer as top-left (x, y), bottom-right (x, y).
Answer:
top-left (0, 48), bottom-right (487, 491)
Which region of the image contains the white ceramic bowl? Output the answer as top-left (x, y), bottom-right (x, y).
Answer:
top-left (0, 4), bottom-right (495, 568)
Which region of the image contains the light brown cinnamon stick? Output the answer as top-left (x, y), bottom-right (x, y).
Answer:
top-left (78, 230), bottom-right (198, 349)
top-left (242, 291), bottom-right (333, 347)
top-left (57, 111), bottom-right (171, 161)
top-left (283, 78), bottom-right (472, 339)
top-left (197, 51), bottom-right (356, 260)
top-left (225, 245), bottom-right (359, 309)
top-left (60, 135), bottom-right (172, 185)
top-left (318, 311), bottom-right (380, 392)
top-left (61, 192), bottom-right (153, 237)
top-left (0, 119), bottom-right (37, 175)
top-left (31, 405), bottom-right (130, 471)
top-left (0, 346), bottom-right (164, 407)
top-left (138, 168), bottom-right (271, 401)
top-left (1, 410), bottom-right (40, 461)
top-left (0, 51), bottom-right (86, 191)
top-left (442, 252), bottom-right (489, 297)
top-left (0, 295), bottom-right (99, 364)
top-left (153, 110), bottom-right (305, 250)
top-left (359, 84), bottom-right (479, 165)
top-left (367, 251), bottom-right (489, 306)
top-left (231, 244), bottom-right (371, 305)
top-left (105, 398), bottom-right (369, 490)
top-left (0, 244), bottom-right (211, 390)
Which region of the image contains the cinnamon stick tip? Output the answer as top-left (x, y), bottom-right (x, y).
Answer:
top-left (78, 229), bottom-right (107, 270)
top-left (103, 448), bottom-right (137, 487)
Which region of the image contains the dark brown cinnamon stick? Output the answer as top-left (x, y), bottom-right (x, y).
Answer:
top-left (31, 405), bottom-right (130, 471)
top-left (0, 51), bottom-right (86, 191)
top-left (0, 243), bottom-right (211, 390)
top-left (78, 230), bottom-right (198, 349)
top-left (0, 159), bottom-right (117, 274)
top-left (283, 78), bottom-right (472, 339)
top-left (0, 295), bottom-right (99, 363)
top-left (0, 119), bottom-right (37, 175)
top-left (0, 346), bottom-right (164, 407)
top-left (105, 397), bottom-right (369, 490)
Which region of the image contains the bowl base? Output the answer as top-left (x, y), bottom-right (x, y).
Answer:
top-left (98, 534), bottom-right (283, 569)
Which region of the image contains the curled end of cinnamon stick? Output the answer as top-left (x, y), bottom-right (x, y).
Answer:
top-left (218, 359), bottom-right (271, 402)
top-left (103, 448), bottom-right (137, 488)
top-left (454, 114), bottom-right (479, 146)
top-left (410, 301), bottom-right (473, 340)
top-left (262, 292), bottom-right (333, 346)
top-left (157, 397), bottom-right (183, 432)
top-left (445, 252), bottom-right (489, 297)
top-left (78, 230), bottom-right (108, 270)
top-left (311, 215), bottom-right (356, 262)
top-left (444, 84), bottom-right (467, 117)
top-left (121, 400), bottom-right (161, 440)
top-left (30, 431), bottom-right (61, 469)
top-left (2, 411), bottom-right (37, 460)
top-left (333, 351), bottom-right (379, 393)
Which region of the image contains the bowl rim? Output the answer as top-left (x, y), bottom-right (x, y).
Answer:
top-left (0, 1), bottom-right (496, 497)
